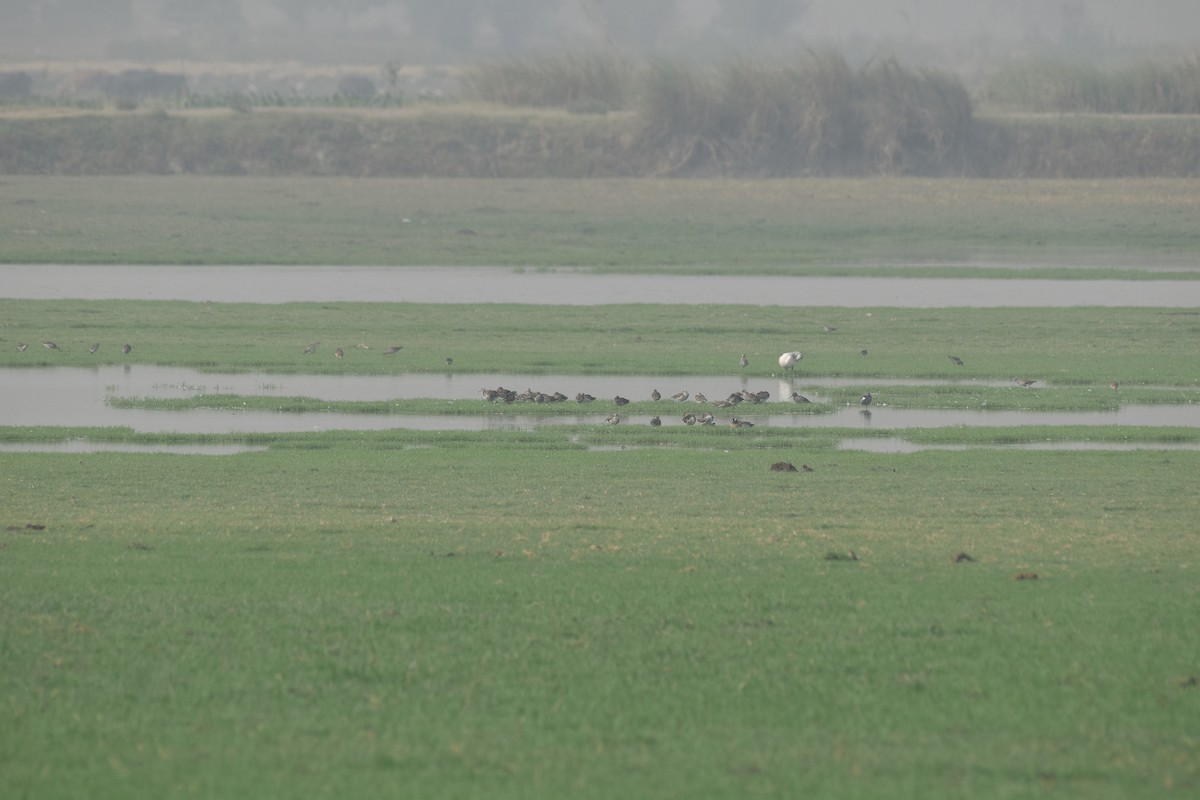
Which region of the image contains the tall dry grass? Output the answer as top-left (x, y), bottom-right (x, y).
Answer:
top-left (983, 54), bottom-right (1200, 114)
top-left (461, 52), bottom-right (632, 113)
top-left (636, 52), bottom-right (972, 176)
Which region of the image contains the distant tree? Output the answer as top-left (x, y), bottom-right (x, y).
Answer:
top-left (406, 0), bottom-right (484, 53)
top-left (585, 0), bottom-right (678, 51)
top-left (713, 0), bottom-right (808, 41)
top-left (487, 0), bottom-right (561, 51)
top-left (160, 0), bottom-right (245, 29)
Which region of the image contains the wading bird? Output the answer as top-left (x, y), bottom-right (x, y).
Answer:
top-left (650, 389), bottom-right (661, 401)
top-left (613, 396), bottom-right (630, 406)
top-left (949, 355), bottom-right (963, 366)
top-left (334, 347), bottom-right (344, 359)
top-left (694, 392), bottom-right (708, 403)
top-left (650, 416), bottom-right (662, 427)
top-left (1110, 381), bottom-right (1119, 391)
top-left (789, 392), bottom-right (810, 403)
top-left (303, 342), bottom-right (319, 354)
top-left (122, 343), bottom-right (132, 355)
top-left (16, 343), bottom-right (28, 352)
top-left (739, 354), bottom-right (748, 369)
top-left (682, 413), bottom-right (697, 426)
top-left (42, 341), bottom-right (59, 350)
top-left (730, 418), bottom-right (755, 428)
top-left (1014, 378), bottom-right (1037, 388)
top-left (605, 413), bottom-right (620, 425)
top-left (383, 346), bottom-right (402, 355)
top-left (778, 352), bottom-right (803, 372)
top-left (860, 392), bottom-right (873, 407)
top-left (89, 343), bottom-right (100, 354)
top-left (575, 393), bottom-right (596, 403)
top-left (671, 391), bottom-right (689, 402)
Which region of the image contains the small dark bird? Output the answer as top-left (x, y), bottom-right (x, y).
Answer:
top-left (383, 346), bottom-right (402, 355)
top-left (650, 416), bottom-right (662, 427)
top-left (1109, 381), bottom-right (1119, 391)
top-left (770, 462), bottom-right (798, 472)
top-left (122, 343), bottom-right (132, 355)
top-left (42, 341), bottom-right (59, 350)
top-left (334, 347), bottom-right (344, 359)
top-left (789, 392), bottom-right (811, 403)
top-left (953, 552), bottom-right (975, 563)
top-left (860, 392), bottom-right (873, 407)
top-left (613, 396), bottom-right (630, 406)
top-left (802, 464), bottom-right (814, 472)
top-left (1014, 572), bottom-right (1038, 581)
top-left (650, 389), bottom-right (661, 401)
top-left (89, 342), bottom-right (100, 354)
top-left (693, 392), bottom-right (708, 403)
top-left (739, 354), bottom-right (749, 369)
top-left (949, 355), bottom-right (963, 366)
top-left (730, 418), bottom-right (755, 428)
top-left (860, 349), bottom-right (869, 356)
top-left (446, 357), bottom-right (453, 366)
top-left (16, 343), bottom-right (28, 352)
top-left (303, 342), bottom-right (319, 354)
top-left (575, 393), bottom-right (596, 403)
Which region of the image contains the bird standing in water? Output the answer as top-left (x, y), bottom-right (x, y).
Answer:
top-left (739, 354), bottom-right (749, 369)
top-left (122, 343), bottom-right (132, 355)
top-left (778, 352), bottom-right (803, 372)
top-left (860, 392), bottom-right (873, 407)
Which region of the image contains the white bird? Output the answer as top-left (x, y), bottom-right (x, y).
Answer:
top-left (778, 352), bottom-right (803, 372)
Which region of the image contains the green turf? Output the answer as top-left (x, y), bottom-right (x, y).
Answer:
top-left (4, 301), bottom-right (1200, 388)
top-left (2, 442), bottom-right (1198, 799)
top-left (3, 176), bottom-right (1200, 274)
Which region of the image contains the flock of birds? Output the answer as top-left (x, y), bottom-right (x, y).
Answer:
top-left (17, 341), bottom-right (1085, 424)
top-left (477, 351), bottom-right (882, 428)
top-left (16, 340), bottom-right (131, 354)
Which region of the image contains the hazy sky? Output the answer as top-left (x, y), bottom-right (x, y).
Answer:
top-left (801, 0), bottom-right (1200, 45)
top-left (3, 0), bottom-right (1198, 63)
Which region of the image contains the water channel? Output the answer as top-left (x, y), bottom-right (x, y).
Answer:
top-left (4, 265), bottom-right (1197, 450)
top-left (4, 265), bottom-right (1200, 307)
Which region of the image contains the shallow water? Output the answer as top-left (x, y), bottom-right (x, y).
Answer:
top-left (0, 442), bottom-right (267, 455)
top-left (5, 265), bottom-right (1200, 307)
top-left (2, 365), bottom-right (1197, 434)
top-left (839, 438), bottom-right (1200, 453)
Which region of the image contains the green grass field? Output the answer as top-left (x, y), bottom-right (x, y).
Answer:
top-left (3, 440), bottom-right (1198, 798)
top-left (3, 176), bottom-right (1200, 273)
top-left (2, 176), bottom-right (1200, 798)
